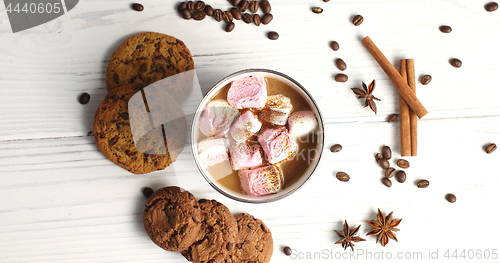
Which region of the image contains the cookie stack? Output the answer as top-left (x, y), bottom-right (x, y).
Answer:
top-left (143, 186), bottom-right (274, 263)
top-left (94, 32), bottom-right (194, 174)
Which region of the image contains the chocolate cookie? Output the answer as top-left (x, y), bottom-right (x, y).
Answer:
top-left (93, 83), bottom-right (186, 174)
top-left (182, 199), bottom-right (238, 263)
top-left (143, 186), bottom-right (202, 252)
top-left (229, 213), bottom-right (273, 263)
top-left (106, 32), bottom-right (195, 102)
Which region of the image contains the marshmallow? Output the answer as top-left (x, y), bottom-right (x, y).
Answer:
top-left (257, 126), bottom-right (297, 164)
top-left (227, 75), bottom-right (267, 109)
top-left (287, 110), bottom-right (318, 138)
top-left (229, 142), bottom-right (263, 171)
top-left (197, 137), bottom-right (229, 168)
top-left (259, 94), bottom-right (293, 125)
top-left (238, 164), bottom-right (283, 196)
top-left (199, 99), bottom-right (239, 137)
top-left (229, 110), bottom-right (262, 143)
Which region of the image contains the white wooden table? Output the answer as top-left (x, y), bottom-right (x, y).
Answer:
top-left (1, 0), bottom-right (500, 262)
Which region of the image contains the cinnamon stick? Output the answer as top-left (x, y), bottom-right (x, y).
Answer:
top-left (399, 60), bottom-right (411, 156)
top-left (406, 59), bottom-right (418, 156)
top-left (361, 36), bottom-right (428, 118)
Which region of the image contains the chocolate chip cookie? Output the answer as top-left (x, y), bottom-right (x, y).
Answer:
top-left (143, 186), bottom-right (202, 252)
top-left (93, 83), bottom-right (186, 174)
top-left (106, 32), bottom-right (195, 102)
top-left (181, 199), bottom-right (238, 263)
top-left (229, 213), bottom-right (273, 263)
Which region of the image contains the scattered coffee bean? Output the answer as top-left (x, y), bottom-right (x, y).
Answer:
top-left (283, 246), bottom-right (292, 256)
top-left (239, 0), bottom-right (249, 12)
top-left (375, 153), bottom-right (383, 163)
top-left (177, 2), bottom-right (187, 12)
top-left (193, 10), bottom-right (206, 20)
top-left (223, 11), bottom-right (233, 22)
top-left (213, 9), bottom-right (223, 22)
top-left (385, 167), bottom-right (396, 178)
top-left (420, 74), bottom-right (432, 85)
top-left (450, 58), bottom-right (462, 68)
top-left (187, 1), bottom-right (195, 11)
top-left (267, 31), bottom-right (279, 40)
top-left (261, 13), bottom-right (273, 24)
top-left (334, 73), bottom-right (348, 82)
top-left (195, 1), bottom-right (205, 10)
top-left (396, 159), bottom-right (410, 169)
top-left (485, 143), bottom-right (497, 154)
top-left (204, 5), bottom-right (213, 16)
top-left (323, 0), bottom-right (331, 2)
top-left (231, 8), bottom-right (242, 20)
top-left (417, 179), bottom-right (429, 188)
top-left (249, 0), bottom-right (259, 12)
top-left (378, 158), bottom-right (390, 169)
top-left (335, 58), bottom-right (347, 71)
top-left (253, 14), bottom-right (261, 26)
top-left (132, 3), bottom-right (144, 11)
top-left (382, 177), bottom-right (392, 187)
top-left (330, 41), bottom-right (339, 51)
top-left (382, 146), bottom-right (392, 160)
top-left (439, 25), bottom-right (452, 33)
top-left (387, 114), bottom-right (398, 123)
top-left (330, 144), bottom-right (342, 153)
top-left (225, 22), bottom-right (235, 32)
top-left (143, 187), bottom-right (154, 199)
top-left (336, 171), bottom-right (350, 182)
top-left (181, 9), bottom-right (192, 19)
top-left (312, 7), bottom-right (323, 14)
top-left (260, 0), bottom-right (271, 13)
top-left (395, 170), bottom-right (406, 183)
top-left (79, 92), bottom-right (90, 104)
top-left (242, 13), bottom-right (252, 23)
top-left (352, 15), bottom-right (363, 26)
top-left (445, 193), bottom-right (456, 203)
top-left (230, 0), bottom-right (241, 7)
top-left (485, 2), bottom-right (498, 12)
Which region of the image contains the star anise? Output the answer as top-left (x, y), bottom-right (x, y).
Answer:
top-left (366, 208), bottom-right (402, 247)
top-left (334, 220), bottom-right (366, 250)
top-left (351, 80), bottom-right (380, 114)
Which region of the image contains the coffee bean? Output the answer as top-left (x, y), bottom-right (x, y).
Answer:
top-left (261, 13), bottom-right (273, 24)
top-left (387, 114), bottom-right (398, 123)
top-left (253, 14), bottom-right (261, 26)
top-left (283, 246), bottom-right (292, 256)
top-left (378, 158), bottom-right (390, 169)
top-left (181, 9), bottom-right (192, 19)
top-left (223, 11), bottom-right (233, 22)
top-left (382, 146), bottom-right (392, 160)
top-left (485, 143), bottom-right (497, 154)
top-left (230, 0), bottom-right (241, 7)
top-left (193, 10), bottom-right (206, 20)
top-left (312, 7), bottom-right (323, 14)
top-left (445, 193), bottom-right (456, 203)
top-left (260, 0), bottom-right (271, 14)
top-left (323, 0), bottom-right (330, 2)
top-left (213, 9), bottom-right (223, 22)
top-left (335, 58), bottom-right (347, 71)
top-left (396, 159), bottom-right (410, 169)
top-left (225, 22), bottom-right (235, 32)
top-left (450, 58), bottom-right (462, 68)
top-left (375, 153), bottom-right (383, 163)
top-left (267, 31), bottom-right (279, 40)
top-left (177, 2), bottom-right (187, 12)
top-left (417, 179), bottom-right (429, 188)
top-left (249, 0), bottom-right (258, 12)
top-left (485, 2), bottom-right (498, 12)
top-left (187, 1), bottom-right (195, 11)
top-left (330, 144), bottom-right (342, 153)
top-left (330, 41), bottom-right (339, 51)
top-left (385, 167), bottom-right (396, 178)
top-left (382, 177), bottom-right (392, 187)
top-left (239, 0), bottom-right (249, 12)
top-left (334, 73), bottom-right (348, 82)
top-left (420, 74), bottom-right (432, 85)
top-left (439, 25), bottom-right (452, 33)
top-left (242, 13), bottom-right (252, 23)
top-left (336, 171), bottom-right (350, 182)
top-left (143, 187), bottom-right (154, 198)
top-left (230, 8), bottom-right (242, 20)
top-left (352, 15), bottom-right (363, 26)
top-left (132, 3), bottom-right (144, 11)
top-left (195, 1), bottom-right (205, 10)
top-left (395, 170), bottom-right (406, 183)
top-left (78, 92), bottom-right (90, 104)
top-left (204, 5), bottom-right (213, 16)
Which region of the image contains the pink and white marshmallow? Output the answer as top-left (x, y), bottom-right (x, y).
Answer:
top-left (229, 142), bottom-right (263, 171)
top-left (197, 137), bottom-right (229, 168)
top-left (259, 94), bottom-right (293, 125)
top-left (227, 75), bottom-right (267, 109)
top-left (287, 110), bottom-right (318, 138)
top-left (199, 99), bottom-right (239, 137)
top-left (257, 126), bottom-right (297, 164)
top-left (238, 164), bottom-right (283, 196)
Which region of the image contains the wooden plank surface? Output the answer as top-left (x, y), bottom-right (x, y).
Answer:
top-left (1, 0), bottom-right (500, 262)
